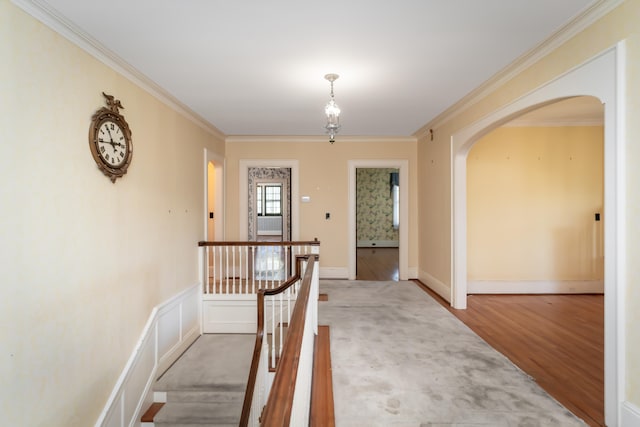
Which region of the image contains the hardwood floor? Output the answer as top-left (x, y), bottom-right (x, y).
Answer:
top-left (413, 281), bottom-right (605, 427)
top-left (310, 326), bottom-right (335, 427)
top-left (356, 247), bottom-right (399, 281)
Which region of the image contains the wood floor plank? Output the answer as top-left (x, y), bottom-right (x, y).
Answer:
top-left (310, 325), bottom-right (335, 427)
top-left (140, 402), bottom-right (164, 422)
top-left (356, 247), bottom-right (399, 281)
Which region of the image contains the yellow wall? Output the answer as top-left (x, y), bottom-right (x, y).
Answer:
top-left (0, 2), bottom-right (224, 425)
top-left (225, 139), bottom-right (418, 271)
top-left (467, 126), bottom-right (604, 281)
top-left (417, 0), bottom-right (640, 409)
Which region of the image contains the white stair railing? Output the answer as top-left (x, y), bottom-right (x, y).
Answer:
top-left (198, 241), bottom-right (320, 296)
top-left (240, 255), bottom-right (319, 427)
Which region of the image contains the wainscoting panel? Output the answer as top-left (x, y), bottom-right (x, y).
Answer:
top-left (95, 284), bottom-right (200, 427)
top-left (202, 295), bottom-right (257, 333)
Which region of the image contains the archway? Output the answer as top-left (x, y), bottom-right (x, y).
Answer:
top-left (450, 44), bottom-right (625, 426)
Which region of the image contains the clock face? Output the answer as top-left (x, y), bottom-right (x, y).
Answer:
top-left (97, 120), bottom-right (129, 168)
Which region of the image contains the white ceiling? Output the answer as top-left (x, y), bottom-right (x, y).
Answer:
top-left (31, 0), bottom-right (599, 137)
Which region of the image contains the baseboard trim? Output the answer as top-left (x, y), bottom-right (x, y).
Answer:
top-left (95, 283), bottom-right (200, 427)
top-left (468, 280), bottom-right (604, 294)
top-left (418, 270), bottom-right (451, 303)
top-left (622, 401), bottom-right (640, 426)
top-left (407, 267), bottom-right (418, 279)
top-left (320, 267), bottom-right (348, 279)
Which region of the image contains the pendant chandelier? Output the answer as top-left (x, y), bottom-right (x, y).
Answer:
top-left (324, 73), bottom-right (341, 144)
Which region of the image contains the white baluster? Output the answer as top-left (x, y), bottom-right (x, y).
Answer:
top-left (232, 245), bottom-right (236, 294)
top-left (284, 245), bottom-right (289, 280)
top-left (251, 246), bottom-right (256, 294)
top-left (271, 294), bottom-right (276, 368)
top-left (244, 246), bottom-right (249, 294)
top-left (278, 291), bottom-right (284, 361)
top-left (225, 246), bottom-right (229, 294)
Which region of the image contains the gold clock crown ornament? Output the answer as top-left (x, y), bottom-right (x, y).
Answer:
top-left (88, 92), bottom-right (133, 183)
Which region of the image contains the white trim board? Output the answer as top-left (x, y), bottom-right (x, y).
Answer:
top-left (320, 267), bottom-right (349, 280)
top-left (95, 284), bottom-right (200, 427)
top-left (468, 280), bottom-right (604, 294)
top-left (621, 401), bottom-right (640, 427)
top-left (418, 270), bottom-right (451, 304)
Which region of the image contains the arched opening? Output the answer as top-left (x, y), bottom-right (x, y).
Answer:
top-left (467, 96), bottom-right (604, 294)
top-left (450, 45), bottom-right (624, 426)
top-left (464, 95), bottom-right (604, 424)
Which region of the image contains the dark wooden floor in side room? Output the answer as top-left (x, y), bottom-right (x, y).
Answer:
top-left (357, 248), bottom-right (604, 426)
top-left (356, 247), bottom-right (399, 281)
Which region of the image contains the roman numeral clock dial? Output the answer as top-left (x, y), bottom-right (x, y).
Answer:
top-left (89, 92), bottom-right (133, 183)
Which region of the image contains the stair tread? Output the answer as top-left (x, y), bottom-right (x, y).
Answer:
top-left (165, 390), bottom-right (244, 403)
top-left (154, 401), bottom-right (242, 424)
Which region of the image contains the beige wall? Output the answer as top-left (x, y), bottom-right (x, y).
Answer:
top-left (467, 126), bottom-right (604, 281)
top-left (225, 139), bottom-right (417, 272)
top-left (417, 0), bottom-right (640, 409)
top-left (1, 2), bottom-right (224, 425)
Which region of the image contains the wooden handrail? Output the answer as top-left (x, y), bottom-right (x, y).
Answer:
top-left (198, 240), bottom-right (320, 247)
top-left (239, 255), bottom-right (316, 427)
top-left (260, 254), bottom-right (317, 426)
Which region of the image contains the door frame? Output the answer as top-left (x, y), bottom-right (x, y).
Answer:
top-left (348, 159), bottom-right (409, 280)
top-left (254, 178), bottom-right (288, 240)
top-left (239, 159), bottom-right (299, 241)
top-left (204, 148), bottom-right (225, 241)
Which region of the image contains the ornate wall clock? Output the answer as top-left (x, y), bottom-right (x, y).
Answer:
top-left (88, 92), bottom-right (133, 183)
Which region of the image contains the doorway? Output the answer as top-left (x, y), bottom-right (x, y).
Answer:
top-left (348, 159), bottom-right (409, 280)
top-left (450, 45), bottom-right (624, 427)
top-left (355, 167), bottom-right (400, 281)
top-left (464, 96), bottom-right (605, 425)
top-left (247, 167), bottom-right (291, 241)
top-left (255, 181), bottom-right (286, 241)
top-left (239, 160), bottom-right (299, 241)
top-left (205, 149), bottom-right (224, 242)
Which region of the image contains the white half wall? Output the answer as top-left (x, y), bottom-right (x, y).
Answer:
top-left (95, 284), bottom-right (200, 427)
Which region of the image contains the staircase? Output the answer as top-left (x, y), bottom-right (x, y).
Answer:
top-left (143, 334), bottom-right (255, 427)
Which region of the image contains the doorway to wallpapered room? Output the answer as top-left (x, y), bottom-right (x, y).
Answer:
top-left (356, 168), bottom-right (399, 281)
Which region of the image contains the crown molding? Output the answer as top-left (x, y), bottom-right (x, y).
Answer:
top-left (226, 135), bottom-right (417, 144)
top-left (11, 0), bottom-right (226, 140)
top-left (413, 0), bottom-right (624, 138)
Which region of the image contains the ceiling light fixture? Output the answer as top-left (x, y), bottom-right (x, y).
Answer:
top-left (324, 73), bottom-right (341, 144)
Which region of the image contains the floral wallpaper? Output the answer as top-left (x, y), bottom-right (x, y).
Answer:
top-left (356, 168), bottom-right (399, 244)
top-left (248, 167), bottom-right (291, 240)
